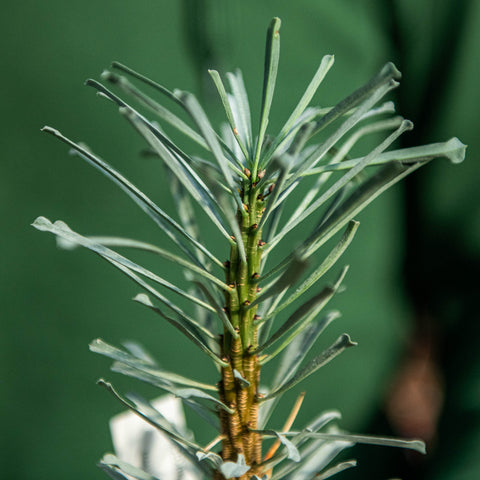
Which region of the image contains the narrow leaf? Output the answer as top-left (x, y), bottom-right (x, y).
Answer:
top-left (99, 454), bottom-right (160, 480)
top-left (266, 221), bottom-right (359, 317)
top-left (304, 161), bottom-right (423, 259)
top-left (133, 293), bottom-right (228, 367)
top-left (227, 70), bottom-right (253, 153)
top-left (306, 136), bottom-right (467, 175)
top-left (315, 460), bottom-right (357, 480)
top-left (110, 62), bottom-right (243, 169)
top-left (281, 55), bottom-right (335, 138)
top-left (328, 116), bottom-right (404, 165)
top-left (109, 363), bottom-right (224, 425)
top-left (40, 126), bottom-right (223, 269)
top-left (97, 461), bottom-right (131, 480)
top-left (263, 334), bottom-right (357, 400)
top-left (258, 157), bottom-right (290, 230)
top-left (260, 415), bottom-right (345, 474)
top-left (90, 338), bottom-right (217, 391)
top-left (290, 74), bottom-right (400, 184)
top-left (209, 69), bottom-right (249, 161)
top-left (175, 92), bottom-right (244, 206)
top-left (176, 91), bottom-right (247, 262)
top-left (263, 104), bottom-right (398, 217)
top-left (233, 369), bottom-right (250, 388)
top-left (111, 61), bottom-right (181, 104)
top-left (97, 382), bottom-right (200, 452)
top-left (260, 55), bottom-right (334, 164)
top-left (193, 281), bottom-right (239, 339)
top-left (85, 79), bottom-right (236, 245)
top-left (220, 454), bottom-right (251, 479)
top-left (60, 235), bottom-right (229, 292)
top-left (257, 267), bottom-right (348, 356)
top-left (310, 62), bottom-right (401, 138)
top-left (275, 436), bottom-right (352, 480)
top-left (284, 432), bottom-right (426, 455)
top-left (249, 255), bottom-right (308, 311)
top-left (101, 70), bottom-right (208, 148)
top-left (124, 111), bottom-right (233, 241)
top-left (258, 321), bottom-right (341, 429)
top-left (33, 217), bottom-right (216, 314)
top-left (263, 310), bottom-right (341, 368)
top-left (272, 315), bottom-right (341, 390)
top-left (109, 64), bottom-right (243, 162)
top-left (275, 432), bottom-right (301, 462)
top-left (196, 451), bottom-right (223, 469)
top-left (253, 17), bottom-right (282, 176)
top-left (271, 119), bottom-right (413, 252)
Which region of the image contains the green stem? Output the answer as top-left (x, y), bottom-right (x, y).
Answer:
top-left (217, 175), bottom-right (266, 476)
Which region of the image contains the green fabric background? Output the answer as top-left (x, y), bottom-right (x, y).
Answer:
top-left (2, 1), bottom-right (478, 479)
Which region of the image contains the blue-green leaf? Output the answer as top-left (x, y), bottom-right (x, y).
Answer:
top-left (265, 221), bottom-right (359, 317)
top-left (57, 234), bottom-right (229, 293)
top-left (290, 74), bottom-right (400, 184)
top-left (101, 70), bottom-right (208, 148)
top-left (133, 293), bottom-right (228, 368)
top-left (271, 120), bottom-right (413, 251)
top-left (220, 454), bottom-right (251, 479)
top-left (257, 267), bottom-right (348, 357)
top-left (98, 454), bottom-right (160, 480)
top-left (253, 17), bottom-right (282, 177)
top-left (263, 334), bottom-right (357, 400)
top-left (310, 62), bottom-right (401, 138)
top-left (40, 126), bottom-right (223, 269)
top-left (209, 69), bottom-right (250, 163)
top-left (109, 363), bottom-right (223, 428)
top-left (32, 217), bottom-right (217, 313)
top-left (315, 459), bottom-right (357, 480)
top-left (90, 338), bottom-right (217, 391)
top-left (226, 69), bottom-right (253, 154)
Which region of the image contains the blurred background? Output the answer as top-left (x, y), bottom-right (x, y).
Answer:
top-left (2, 1), bottom-right (479, 479)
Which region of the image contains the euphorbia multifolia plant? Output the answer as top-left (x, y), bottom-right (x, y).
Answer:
top-left (34, 17), bottom-right (465, 480)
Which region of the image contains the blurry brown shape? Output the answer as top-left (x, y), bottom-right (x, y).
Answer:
top-left (385, 320), bottom-right (445, 447)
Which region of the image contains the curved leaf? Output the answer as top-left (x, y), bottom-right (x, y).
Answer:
top-left (99, 454), bottom-right (160, 480)
top-left (220, 454), bottom-right (251, 479)
top-left (253, 17), bottom-right (282, 176)
top-left (90, 338), bottom-right (217, 391)
top-left (40, 126), bottom-right (223, 269)
top-left (263, 334), bottom-right (357, 400)
top-left (32, 217), bottom-right (216, 313)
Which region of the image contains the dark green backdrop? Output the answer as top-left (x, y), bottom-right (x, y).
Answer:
top-left (2, 1), bottom-right (479, 479)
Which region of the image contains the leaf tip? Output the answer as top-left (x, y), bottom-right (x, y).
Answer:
top-left (341, 333), bottom-right (358, 348)
top-left (100, 70), bottom-right (116, 83)
top-left (270, 17), bottom-right (282, 33)
top-left (400, 119), bottom-right (414, 132)
top-left (324, 54), bottom-right (335, 65)
top-left (96, 378), bottom-right (109, 388)
top-left (41, 125), bottom-right (60, 136)
top-left (89, 338), bottom-right (103, 351)
top-left (31, 216), bottom-right (52, 231)
top-left (173, 88), bottom-right (186, 101)
top-left (446, 137), bottom-right (467, 164)
top-left (133, 293), bottom-right (153, 306)
top-left (382, 62), bottom-right (402, 81)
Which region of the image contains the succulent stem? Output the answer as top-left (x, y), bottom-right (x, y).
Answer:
top-left (218, 177), bottom-right (266, 478)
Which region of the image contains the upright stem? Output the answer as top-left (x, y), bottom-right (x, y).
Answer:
top-left (217, 173), bottom-right (266, 479)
